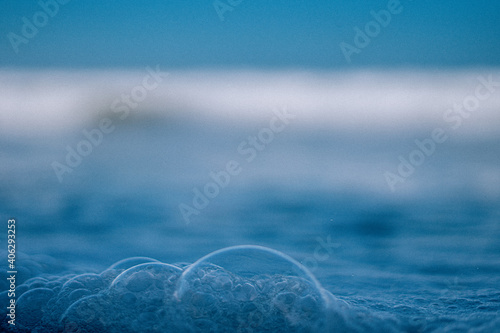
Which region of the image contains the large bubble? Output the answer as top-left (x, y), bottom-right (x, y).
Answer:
top-left (110, 262), bottom-right (182, 301)
top-left (107, 256), bottom-right (160, 270)
top-left (99, 256), bottom-right (162, 289)
top-left (16, 287), bottom-right (55, 331)
top-left (60, 294), bottom-right (114, 333)
top-left (175, 245), bottom-right (332, 332)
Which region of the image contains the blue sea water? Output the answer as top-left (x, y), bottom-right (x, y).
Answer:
top-left (0, 70), bottom-right (500, 332)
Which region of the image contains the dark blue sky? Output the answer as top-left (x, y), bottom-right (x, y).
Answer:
top-left (1, 0), bottom-right (499, 69)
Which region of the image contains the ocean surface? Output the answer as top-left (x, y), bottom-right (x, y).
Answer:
top-left (0, 69), bottom-right (499, 332)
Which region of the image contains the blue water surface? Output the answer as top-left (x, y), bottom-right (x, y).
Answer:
top-left (1, 114), bottom-right (499, 332)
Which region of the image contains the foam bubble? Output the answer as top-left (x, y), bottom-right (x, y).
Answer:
top-left (62, 262), bottom-right (185, 332)
top-left (107, 256), bottom-right (160, 270)
top-left (175, 245), bottom-right (333, 332)
top-left (110, 262), bottom-right (182, 300)
top-left (2, 249), bottom-right (355, 332)
top-left (17, 288), bottom-right (55, 330)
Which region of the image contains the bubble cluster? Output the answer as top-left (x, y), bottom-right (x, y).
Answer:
top-left (176, 245), bottom-right (333, 332)
top-left (1, 247), bottom-right (342, 332)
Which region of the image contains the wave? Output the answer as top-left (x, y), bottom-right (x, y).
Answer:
top-left (1, 68), bottom-right (500, 136)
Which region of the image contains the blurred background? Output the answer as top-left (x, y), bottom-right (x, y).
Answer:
top-left (1, 0), bottom-right (500, 329)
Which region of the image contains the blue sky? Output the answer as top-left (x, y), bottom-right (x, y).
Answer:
top-left (1, 0), bottom-right (499, 69)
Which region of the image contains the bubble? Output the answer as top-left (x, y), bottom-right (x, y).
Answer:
top-left (4, 250), bottom-right (349, 332)
top-left (175, 245), bottom-right (331, 332)
top-left (60, 294), bottom-right (112, 332)
top-left (107, 256), bottom-right (160, 270)
top-left (17, 288), bottom-right (55, 330)
top-left (172, 262), bottom-right (192, 269)
top-left (15, 283), bottom-right (30, 298)
top-left (35, 273), bottom-right (108, 328)
top-left (99, 257), bottom-right (162, 288)
top-left (61, 273), bottom-right (105, 294)
top-left (69, 288), bottom-right (93, 302)
top-left (107, 262), bottom-right (185, 332)
top-left (24, 276), bottom-right (49, 288)
top-left (110, 262), bottom-right (182, 297)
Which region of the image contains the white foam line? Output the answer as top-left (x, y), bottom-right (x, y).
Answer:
top-left (1, 68), bottom-right (499, 135)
